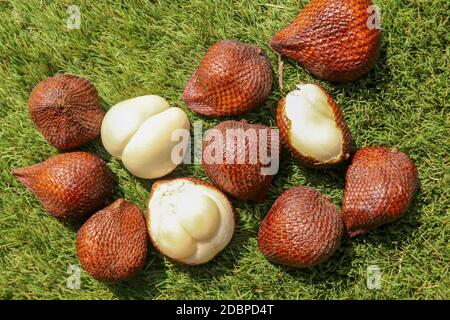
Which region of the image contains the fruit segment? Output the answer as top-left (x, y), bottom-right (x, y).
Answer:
top-left (286, 84), bottom-right (343, 162)
top-left (147, 178), bottom-right (235, 265)
top-left (101, 95), bottom-right (190, 179)
top-left (276, 84), bottom-right (352, 168)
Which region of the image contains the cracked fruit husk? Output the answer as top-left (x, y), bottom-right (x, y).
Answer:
top-left (276, 83), bottom-right (352, 168)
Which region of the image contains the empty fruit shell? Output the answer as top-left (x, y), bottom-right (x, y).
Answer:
top-left (182, 40), bottom-right (273, 116)
top-left (101, 95), bottom-right (190, 179)
top-left (76, 199), bottom-right (148, 282)
top-left (258, 186), bottom-right (344, 268)
top-left (28, 74), bottom-right (104, 149)
top-left (276, 83), bottom-right (352, 168)
top-left (146, 177), bottom-right (235, 265)
top-left (342, 146), bottom-right (418, 237)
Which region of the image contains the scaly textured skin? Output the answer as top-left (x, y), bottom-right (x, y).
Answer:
top-left (76, 199), bottom-right (148, 282)
top-left (276, 85), bottom-right (352, 168)
top-left (202, 120), bottom-right (280, 202)
top-left (342, 146), bottom-right (418, 237)
top-left (258, 186), bottom-right (343, 268)
top-left (28, 74), bottom-right (104, 149)
top-left (182, 40), bottom-right (273, 116)
top-left (270, 0), bottom-right (381, 82)
top-left (12, 152), bottom-right (114, 220)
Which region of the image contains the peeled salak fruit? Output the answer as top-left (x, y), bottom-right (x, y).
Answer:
top-left (76, 199), bottom-right (148, 282)
top-left (28, 74), bottom-right (104, 149)
top-left (182, 40), bottom-right (273, 117)
top-left (342, 146), bottom-right (418, 237)
top-left (270, 0), bottom-right (381, 82)
top-left (202, 120), bottom-right (280, 201)
top-left (101, 95), bottom-right (190, 179)
top-left (147, 178), bottom-right (235, 265)
top-left (12, 152), bottom-right (114, 220)
top-left (258, 186), bottom-right (343, 268)
top-left (276, 84), bottom-right (352, 168)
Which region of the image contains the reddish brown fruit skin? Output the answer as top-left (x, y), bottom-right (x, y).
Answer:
top-left (258, 186), bottom-right (343, 268)
top-left (76, 199), bottom-right (148, 282)
top-left (202, 120), bottom-right (279, 202)
top-left (182, 40), bottom-right (273, 116)
top-left (270, 0), bottom-right (381, 82)
top-left (28, 74), bottom-right (104, 149)
top-left (146, 177), bottom-right (236, 265)
top-left (342, 147), bottom-right (418, 237)
top-left (12, 152), bottom-right (114, 221)
top-left (276, 87), bottom-right (352, 168)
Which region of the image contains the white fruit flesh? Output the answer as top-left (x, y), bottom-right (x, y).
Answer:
top-left (284, 84), bottom-right (343, 162)
top-left (101, 95), bottom-right (190, 179)
top-left (147, 179), bottom-right (234, 265)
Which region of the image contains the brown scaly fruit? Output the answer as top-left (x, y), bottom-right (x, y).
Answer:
top-left (342, 146), bottom-right (418, 237)
top-left (258, 186), bottom-right (343, 268)
top-left (202, 120), bottom-right (279, 202)
top-left (276, 83), bottom-right (352, 168)
top-left (76, 199), bottom-right (148, 282)
top-left (28, 74), bottom-right (104, 149)
top-left (182, 40), bottom-right (273, 116)
top-left (270, 0), bottom-right (381, 82)
top-left (146, 177), bottom-right (235, 265)
top-left (12, 152), bottom-right (114, 221)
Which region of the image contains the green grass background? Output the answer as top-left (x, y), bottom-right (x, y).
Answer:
top-left (0, 0), bottom-right (448, 299)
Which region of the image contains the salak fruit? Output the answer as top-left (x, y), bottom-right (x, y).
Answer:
top-left (76, 199), bottom-right (148, 282)
top-left (12, 152), bottom-right (114, 220)
top-left (182, 40), bottom-right (273, 116)
top-left (101, 95), bottom-right (190, 179)
top-left (342, 146), bottom-right (418, 237)
top-left (202, 120), bottom-right (280, 201)
top-left (258, 186), bottom-right (344, 268)
top-left (28, 74), bottom-right (104, 149)
top-left (276, 83), bottom-right (352, 168)
top-left (270, 0), bottom-right (381, 82)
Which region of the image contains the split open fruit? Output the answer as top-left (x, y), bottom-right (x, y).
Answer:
top-left (276, 83), bottom-right (352, 168)
top-left (101, 95), bottom-right (190, 179)
top-left (146, 178), bottom-right (235, 265)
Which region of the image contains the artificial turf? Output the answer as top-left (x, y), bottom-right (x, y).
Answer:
top-left (0, 0), bottom-right (448, 299)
